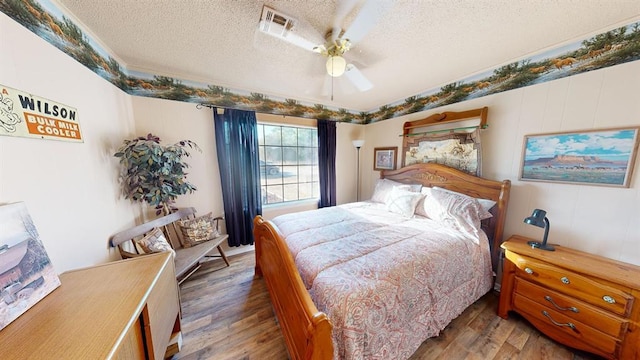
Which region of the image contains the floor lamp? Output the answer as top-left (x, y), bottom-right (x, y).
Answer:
top-left (352, 140), bottom-right (365, 201)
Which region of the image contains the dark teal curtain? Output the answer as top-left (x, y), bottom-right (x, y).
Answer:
top-left (317, 119), bottom-right (336, 208)
top-left (213, 108), bottom-right (262, 246)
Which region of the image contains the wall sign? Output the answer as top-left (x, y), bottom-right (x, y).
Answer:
top-left (0, 84), bottom-right (82, 142)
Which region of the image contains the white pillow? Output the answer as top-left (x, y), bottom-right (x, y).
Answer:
top-left (370, 179), bottom-right (421, 203)
top-left (423, 187), bottom-right (488, 239)
top-left (414, 187), bottom-right (433, 218)
top-left (135, 227), bottom-right (176, 257)
top-left (477, 198), bottom-right (497, 214)
top-left (432, 187), bottom-right (493, 220)
top-left (385, 187), bottom-right (423, 218)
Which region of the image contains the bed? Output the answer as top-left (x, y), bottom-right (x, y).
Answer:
top-left (253, 163), bottom-right (511, 359)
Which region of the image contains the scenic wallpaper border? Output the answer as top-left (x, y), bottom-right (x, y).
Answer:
top-left (2, 0), bottom-right (640, 124)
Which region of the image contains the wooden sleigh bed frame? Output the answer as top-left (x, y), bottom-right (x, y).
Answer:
top-left (253, 163), bottom-right (511, 360)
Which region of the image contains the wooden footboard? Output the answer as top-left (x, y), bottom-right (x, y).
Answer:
top-left (253, 216), bottom-right (333, 360)
top-left (253, 163), bottom-right (511, 359)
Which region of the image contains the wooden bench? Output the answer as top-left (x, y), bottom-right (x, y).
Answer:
top-left (110, 207), bottom-right (230, 284)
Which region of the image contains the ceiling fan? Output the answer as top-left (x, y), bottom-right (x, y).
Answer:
top-left (257, 0), bottom-right (394, 94)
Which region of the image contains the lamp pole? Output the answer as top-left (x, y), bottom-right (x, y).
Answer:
top-left (356, 146), bottom-right (360, 201)
top-left (352, 140), bottom-right (364, 201)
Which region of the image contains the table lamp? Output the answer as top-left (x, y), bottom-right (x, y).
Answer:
top-left (523, 209), bottom-right (555, 251)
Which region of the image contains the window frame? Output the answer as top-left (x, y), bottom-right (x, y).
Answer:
top-left (257, 122), bottom-right (319, 206)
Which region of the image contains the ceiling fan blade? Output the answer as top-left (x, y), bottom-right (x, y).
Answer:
top-left (332, 0), bottom-right (360, 41)
top-left (344, 64), bottom-right (373, 92)
top-left (313, 44), bottom-right (327, 54)
top-left (343, 0), bottom-right (394, 45)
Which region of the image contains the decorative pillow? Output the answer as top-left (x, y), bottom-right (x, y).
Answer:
top-left (414, 187), bottom-right (433, 218)
top-left (178, 212), bottom-right (220, 248)
top-left (477, 198), bottom-right (497, 214)
top-left (423, 187), bottom-right (488, 240)
top-left (370, 179), bottom-right (421, 203)
top-left (135, 227), bottom-right (175, 257)
top-left (385, 187), bottom-right (423, 218)
top-left (432, 186), bottom-right (493, 220)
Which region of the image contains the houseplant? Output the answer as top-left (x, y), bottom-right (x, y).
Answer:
top-left (114, 133), bottom-right (201, 215)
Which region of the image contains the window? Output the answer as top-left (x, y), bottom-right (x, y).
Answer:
top-left (257, 123), bottom-right (319, 205)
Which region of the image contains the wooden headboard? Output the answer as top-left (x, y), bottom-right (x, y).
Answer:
top-left (381, 163), bottom-right (511, 272)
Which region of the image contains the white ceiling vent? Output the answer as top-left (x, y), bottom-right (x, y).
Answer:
top-left (259, 6), bottom-right (296, 39)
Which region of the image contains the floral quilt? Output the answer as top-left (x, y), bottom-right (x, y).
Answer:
top-left (272, 201), bottom-right (493, 360)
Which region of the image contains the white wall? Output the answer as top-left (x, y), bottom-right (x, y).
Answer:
top-left (131, 97), bottom-right (224, 220)
top-left (0, 13), bottom-right (138, 273)
top-left (362, 60), bottom-right (640, 266)
top-left (338, 122), bottom-right (366, 203)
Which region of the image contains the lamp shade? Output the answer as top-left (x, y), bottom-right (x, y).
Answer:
top-left (326, 56), bottom-right (347, 77)
top-left (524, 209), bottom-right (547, 228)
top-left (523, 208), bottom-right (554, 251)
top-left (352, 140), bottom-right (365, 148)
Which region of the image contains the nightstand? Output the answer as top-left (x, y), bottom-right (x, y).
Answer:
top-left (498, 235), bottom-right (640, 359)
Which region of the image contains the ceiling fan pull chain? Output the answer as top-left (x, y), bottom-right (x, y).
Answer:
top-left (331, 74), bottom-right (334, 101)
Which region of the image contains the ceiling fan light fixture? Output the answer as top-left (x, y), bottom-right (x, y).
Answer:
top-left (326, 55), bottom-right (346, 77)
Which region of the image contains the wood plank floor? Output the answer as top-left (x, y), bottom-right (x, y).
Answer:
top-left (173, 251), bottom-right (602, 360)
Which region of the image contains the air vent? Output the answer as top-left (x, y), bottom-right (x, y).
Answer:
top-left (259, 6), bottom-right (296, 39)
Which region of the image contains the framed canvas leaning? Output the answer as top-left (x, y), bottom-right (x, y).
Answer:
top-left (520, 127), bottom-right (640, 187)
top-left (0, 202), bottom-right (60, 330)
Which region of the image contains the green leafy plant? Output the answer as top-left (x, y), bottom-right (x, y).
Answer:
top-left (114, 133), bottom-right (201, 215)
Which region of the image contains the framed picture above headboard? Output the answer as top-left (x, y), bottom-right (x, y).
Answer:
top-left (402, 107), bottom-right (488, 176)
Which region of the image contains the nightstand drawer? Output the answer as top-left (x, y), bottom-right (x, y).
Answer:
top-left (508, 252), bottom-right (633, 316)
top-left (514, 278), bottom-right (628, 338)
top-left (513, 294), bottom-right (620, 357)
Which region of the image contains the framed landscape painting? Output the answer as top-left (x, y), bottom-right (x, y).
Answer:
top-left (520, 127), bottom-right (640, 187)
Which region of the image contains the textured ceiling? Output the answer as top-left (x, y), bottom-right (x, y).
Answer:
top-left (55, 0), bottom-right (640, 112)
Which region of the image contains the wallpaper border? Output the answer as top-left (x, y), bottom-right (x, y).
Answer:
top-left (2, 0), bottom-right (639, 124)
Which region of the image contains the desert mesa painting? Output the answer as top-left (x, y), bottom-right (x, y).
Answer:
top-left (0, 202), bottom-right (60, 330)
top-left (520, 128), bottom-right (640, 187)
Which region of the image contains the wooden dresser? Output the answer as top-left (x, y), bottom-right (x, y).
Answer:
top-left (498, 235), bottom-right (640, 359)
top-left (1, 252), bottom-right (181, 359)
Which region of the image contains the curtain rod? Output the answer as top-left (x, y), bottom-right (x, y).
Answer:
top-left (196, 103), bottom-right (225, 114)
top-left (400, 124), bottom-right (488, 137)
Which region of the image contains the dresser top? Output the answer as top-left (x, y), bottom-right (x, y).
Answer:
top-left (502, 235), bottom-right (640, 290)
top-left (1, 252), bottom-right (173, 359)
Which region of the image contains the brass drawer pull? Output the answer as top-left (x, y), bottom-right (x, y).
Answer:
top-left (603, 295), bottom-right (616, 304)
top-left (544, 295), bottom-right (579, 313)
top-left (560, 276), bottom-right (570, 284)
top-left (542, 310), bottom-right (576, 330)
top-left (524, 267), bottom-right (534, 274)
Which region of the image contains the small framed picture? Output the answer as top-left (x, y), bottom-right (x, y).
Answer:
top-left (520, 127), bottom-right (639, 188)
top-left (374, 147), bottom-right (397, 171)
